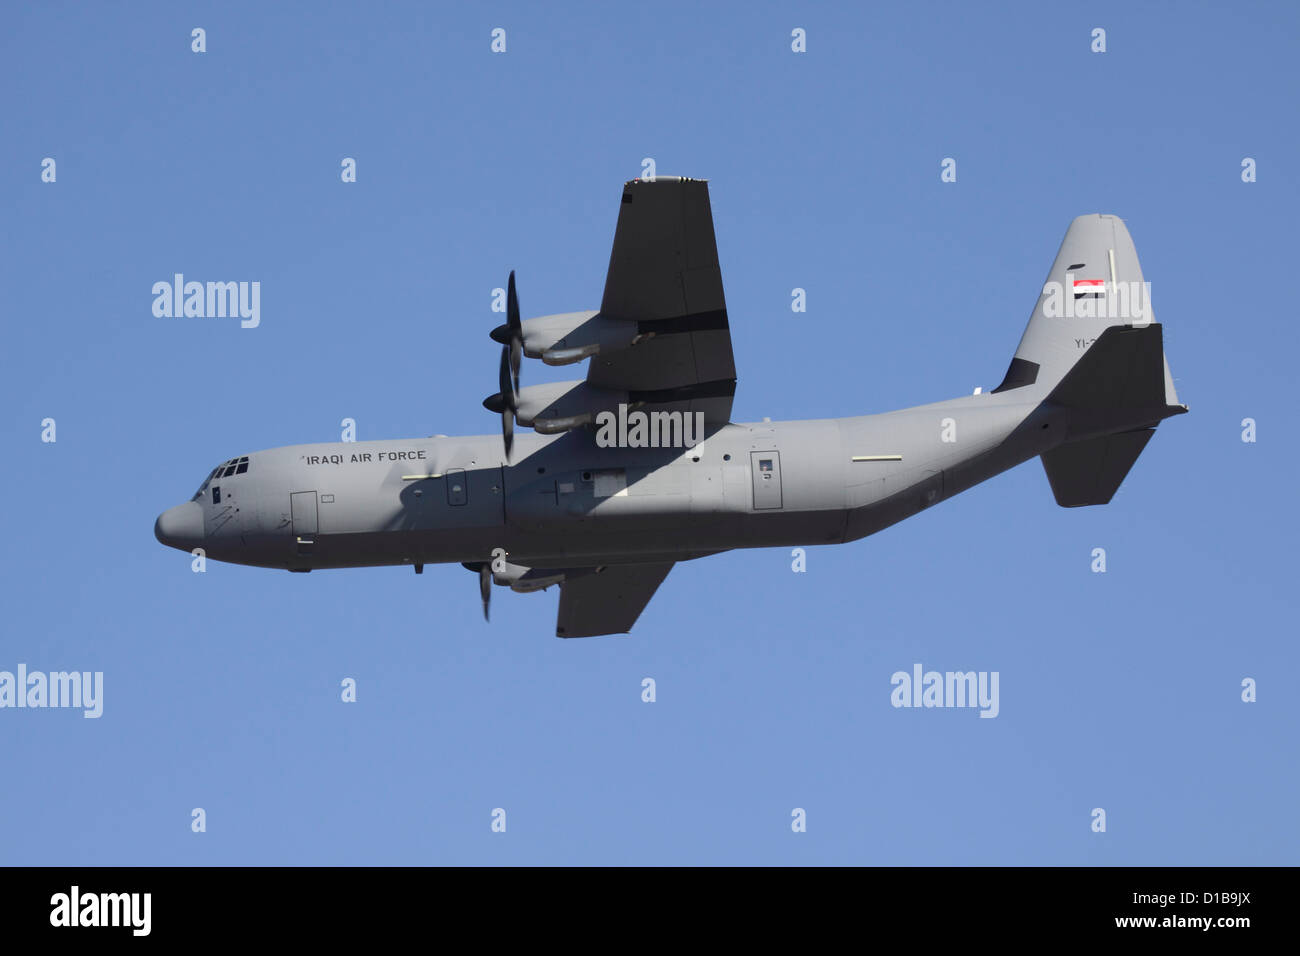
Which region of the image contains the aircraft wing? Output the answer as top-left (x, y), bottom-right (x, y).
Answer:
top-left (555, 562), bottom-right (675, 637)
top-left (588, 177), bottom-right (737, 423)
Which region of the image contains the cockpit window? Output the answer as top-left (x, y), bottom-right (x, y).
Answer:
top-left (192, 457), bottom-right (250, 500)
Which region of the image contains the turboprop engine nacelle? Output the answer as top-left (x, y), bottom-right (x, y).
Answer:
top-left (513, 380), bottom-right (626, 435)
top-left (518, 311), bottom-right (641, 366)
top-left (489, 560), bottom-right (559, 591)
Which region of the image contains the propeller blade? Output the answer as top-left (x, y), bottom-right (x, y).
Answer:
top-left (498, 345), bottom-right (515, 459)
top-left (479, 563), bottom-right (491, 621)
top-left (498, 346), bottom-right (513, 409)
top-left (487, 274), bottom-right (523, 460)
top-left (507, 270), bottom-right (520, 332)
top-left (507, 271), bottom-right (522, 393)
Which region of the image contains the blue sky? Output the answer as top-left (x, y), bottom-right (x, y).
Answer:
top-left (2, 1), bottom-right (1296, 865)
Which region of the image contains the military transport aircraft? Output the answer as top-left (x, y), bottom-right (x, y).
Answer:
top-left (155, 177), bottom-right (1187, 637)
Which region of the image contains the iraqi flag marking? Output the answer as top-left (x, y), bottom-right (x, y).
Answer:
top-left (1073, 278), bottom-right (1105, 294)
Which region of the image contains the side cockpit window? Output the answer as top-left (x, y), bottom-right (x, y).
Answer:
top-left (192, 467), bottom-right (219, 501)
top-left (192, 457), bottom-right (250, 501)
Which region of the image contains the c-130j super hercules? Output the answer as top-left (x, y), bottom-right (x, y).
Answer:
top-left (156, 177), bottom-right (1187, 637)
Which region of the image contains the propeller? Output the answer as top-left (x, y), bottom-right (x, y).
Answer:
top-left (479, 562), bottom-right (492, 621)
top-left (485, 270), bottom-right (523, 460)
top-left (496, 347), bottom-right (515, 458)
top-left (462, 561), bottom-right (495, 622)
top-left (489, 272), bottom-right (523, 369)
top-left (506, 270), bottom-right (522, 393)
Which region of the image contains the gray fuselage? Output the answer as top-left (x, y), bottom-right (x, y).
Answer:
top-left (155, 389), bottom-right (1067, 573)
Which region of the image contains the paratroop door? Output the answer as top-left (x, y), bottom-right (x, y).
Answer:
top-left (750, 451), bottom-right (783, 510)
top-left (290, 491), bottom-right (318, 553)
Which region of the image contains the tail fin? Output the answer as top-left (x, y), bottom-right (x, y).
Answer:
top-left (994, 214), bottom-right (1180, 408)
top-left (997, 215), bottom-right (1188, 506)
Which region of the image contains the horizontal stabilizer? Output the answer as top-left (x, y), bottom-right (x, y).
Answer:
top-left (1046, 324), bottom-right (1166, 412)
top-left (556, 562), bottom-right (674, 637)
top-left (1040, 428), bottom-right (1155, 507)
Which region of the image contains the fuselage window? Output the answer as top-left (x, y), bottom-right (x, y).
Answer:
top-left (192, 467), bottom-right (220, 501)
top-left (212, 486), bottom-right (221, 504)
top-left (194, 459), bottom-right (248, 501)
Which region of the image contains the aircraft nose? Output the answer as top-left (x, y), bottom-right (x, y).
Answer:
top-left (154, 502), bottom-right (205, 549)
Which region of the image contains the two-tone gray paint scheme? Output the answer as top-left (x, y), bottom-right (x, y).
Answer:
top-left (155, 179), bottom-right (1186, 637)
